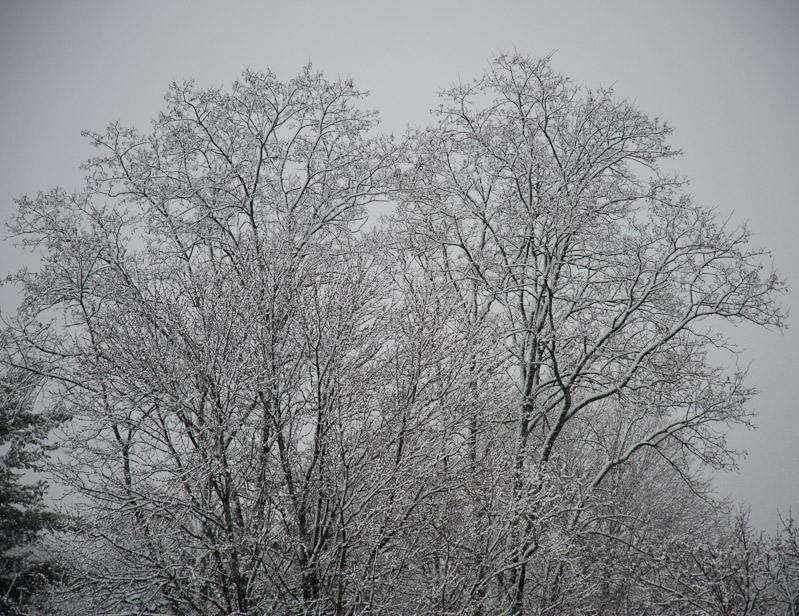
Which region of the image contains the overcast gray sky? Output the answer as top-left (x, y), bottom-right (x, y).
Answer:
top-left (1, 0), bottom-right (796, 531)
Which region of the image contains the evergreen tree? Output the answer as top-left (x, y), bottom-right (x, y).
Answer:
top-left (0, 369), bottom-right (58, 613)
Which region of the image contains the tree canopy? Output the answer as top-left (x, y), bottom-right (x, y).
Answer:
top-left (1, 55), bottom-right (792, 615)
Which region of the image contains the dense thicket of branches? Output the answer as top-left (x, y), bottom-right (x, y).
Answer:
top-left (1, 56), bottom-right (794, 615)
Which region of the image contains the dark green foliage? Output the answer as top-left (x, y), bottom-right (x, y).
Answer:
top-left (0, 369), bottom-right (59, 613)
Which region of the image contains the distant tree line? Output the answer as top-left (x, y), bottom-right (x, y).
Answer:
top-left (1, 55), bottom-right (796, 615)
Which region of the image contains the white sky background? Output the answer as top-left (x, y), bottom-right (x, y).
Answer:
top-left (1, 0), bottom-right (796, 531)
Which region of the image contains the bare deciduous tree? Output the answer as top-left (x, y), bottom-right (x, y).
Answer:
top-left (3, 66), bottom-right (402, 615)
top-left (394, 53), bottom-right (785, 615)
top-left (1, 56), bottom-right (787, 616)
